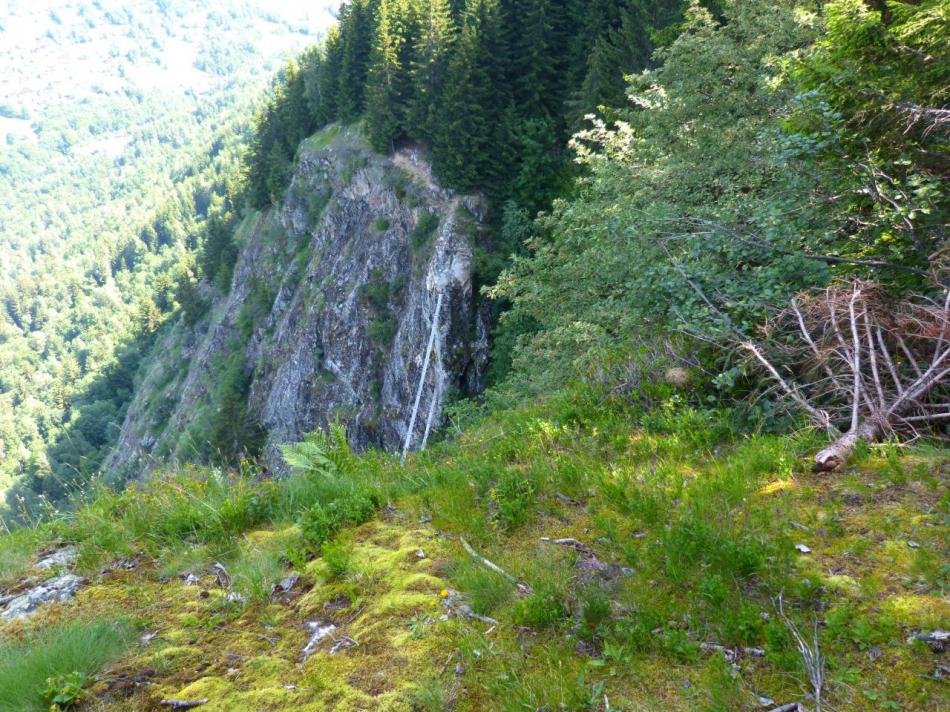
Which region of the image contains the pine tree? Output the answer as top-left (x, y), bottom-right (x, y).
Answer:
top-left (571, 0), bottom-right (676, 120)
top-left (316, 26), bottom-right (344, 125)
top-left (432, 0), bottom-right (500, 191)
top-left (408, 0), bottom-right (456, 142)
top-left (503, 0), bottom-right (573, 123)
top-left (336, 0), bottom-right (380, 121)
top-left (365, 0), bottom-right (420, 152)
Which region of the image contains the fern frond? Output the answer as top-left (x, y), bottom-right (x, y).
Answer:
top-left (279, 438), bottom-right (334, 475)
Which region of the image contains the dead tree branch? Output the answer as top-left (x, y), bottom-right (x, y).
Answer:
top-left (775, 593), bottom-right (824, 712)
top-left (746, 281), bottom-right (950, 471)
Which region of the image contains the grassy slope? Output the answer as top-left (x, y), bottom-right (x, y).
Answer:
top-left (0, 390), bottom-right (947, 711)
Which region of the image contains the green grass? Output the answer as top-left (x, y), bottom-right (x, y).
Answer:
top-left (3, 382), bottom-right (946, 710)
top-left (300, 124), bottom-right (342, 151)
top-left (228, 548), bottom-right (287, 604)
top-left (0, 527), bottom-right (43, 585)
top-left (410, 211), bottom-right (440, 252)
top-left (0, 619), bottom-right (136, 711)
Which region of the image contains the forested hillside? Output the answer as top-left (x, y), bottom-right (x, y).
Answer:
top-left (0, 0), bottom-right (335, 502)
top-left (0, 1), bottom-right (947, 710)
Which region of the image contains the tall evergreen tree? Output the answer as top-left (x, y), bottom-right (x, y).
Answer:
top-left (336, 0), bottom-right (380, 121)
top-left (316, 27), bottom-right (344, 125)
top-left (432, 0), bottom-right (501, 191)
top-left (365, 0), bottom-right (420, 152)
top-left (504, 0), bottom-right (574, 123)
top-left (408, 0), bottom-right (456, 142)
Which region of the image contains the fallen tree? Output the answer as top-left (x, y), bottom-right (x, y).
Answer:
top-left (743, 280), bottom-right (950, 471)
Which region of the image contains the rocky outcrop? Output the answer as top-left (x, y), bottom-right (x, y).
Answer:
top-left (108, 127), bottom-right (487, 473)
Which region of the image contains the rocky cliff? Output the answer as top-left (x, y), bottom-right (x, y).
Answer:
top-left (108, 126), bottom-right (488, 473)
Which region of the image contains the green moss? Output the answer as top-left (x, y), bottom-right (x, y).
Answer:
top-left (301, 125), bottom-right (342, 151)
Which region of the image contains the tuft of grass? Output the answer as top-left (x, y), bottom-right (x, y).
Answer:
top-left (448, 557), bottom-right (513, 616)
top-left (0, 619), bottom-right (136, 711)
top-left (156, 543), bottom-right (213, 580)
top-left (229, 548), bottom-right (287, 605)
top-left (413, 675), bottom-right (449, 712)
top-left (0, 527), bottom-right (42, 585)
top-left (321, 538), bottom-right (352, 580)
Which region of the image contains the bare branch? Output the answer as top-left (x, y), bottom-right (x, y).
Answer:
top-left (741, 342), bottom-right (836, 435)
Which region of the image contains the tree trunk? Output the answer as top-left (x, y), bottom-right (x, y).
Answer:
top-left (812, 419), bottom-right (884, 472)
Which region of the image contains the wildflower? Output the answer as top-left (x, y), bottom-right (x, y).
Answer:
top-left (440, 589), bottom-right (449, 599)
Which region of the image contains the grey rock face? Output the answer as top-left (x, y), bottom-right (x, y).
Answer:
top-left (35, 546), bottom-right (78, 570)
top-left (108, 128), bottom-right (487, 472)
top-left (2, 574), bottom-right (83, 620)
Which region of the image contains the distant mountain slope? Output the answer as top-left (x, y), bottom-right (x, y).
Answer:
top-left (0, 0), bottom-right (336, 498)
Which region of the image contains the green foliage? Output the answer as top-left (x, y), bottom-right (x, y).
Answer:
top-left (786, 0), bottom-right (949, 277)
top-left (43, 671), bottom-right (88, 710)
top-left (280, 425), bottom-right (380, 550)
top-left (206, 349), bottom-right (266, 464)
top-left (0, 619), bottom-right (135, 712)
top-left (321, 538), bottom-right (353, 579)
top-left (0, 2), bottom-right (311, 508)
top-left (228, 548), bottom-right (288, 604)
top-left (0, 527), bottom-right (43, 584)
top-left (449, 557), bottom-right (513, 615)
top-left (360, 268), bottom-right (405, 350)
top-left (410, 211), bottom-right (441, 252)
top-left (512, 568), bottom-right (568, 629)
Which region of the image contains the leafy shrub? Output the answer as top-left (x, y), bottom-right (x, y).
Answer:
top-left (489, 469), bottom-right (536, 532)
top-left (44, 671), bottom-right (88, 710)
top-left (281, 426), bottom-right (379, 549)
top-left (321, 539), bottom-right (351, 579)
top-left (372, 217), bottom-right (390, 232)
top-left (299, 491), bottom-right (377, 550)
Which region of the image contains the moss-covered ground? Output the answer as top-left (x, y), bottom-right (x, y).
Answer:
top-left (0, 390), bottom-right (947, 710)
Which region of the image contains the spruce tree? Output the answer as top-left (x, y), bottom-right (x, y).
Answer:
top-left (432, 0), bottom-right (499, 191)
top-left (365, 0), bottom-right (420, 152)
top-left (316, 26), bottom-right (344, 125)
top-left (408, 0), bottom-right (456, 143)
top-left (336, 0), bottom-right (380, 121)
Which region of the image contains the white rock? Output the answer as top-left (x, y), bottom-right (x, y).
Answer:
top-left (300, 621), bottom-right (337, 661)
top-left (794, 544), bottom-right (812, 554)
top-left (36, 547), bottom-right (78, 570)
top-left (2, 574), bottom-right (82, 620)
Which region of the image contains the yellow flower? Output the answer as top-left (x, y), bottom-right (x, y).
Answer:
top-left (440, 589), bottom-right (449, 599)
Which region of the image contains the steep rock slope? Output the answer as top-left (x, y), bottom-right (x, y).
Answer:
top-left (109, 126), bottom-right (487, 473)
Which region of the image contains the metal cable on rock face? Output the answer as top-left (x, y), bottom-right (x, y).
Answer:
top-left (402, 291), bottom-right (442, 462)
